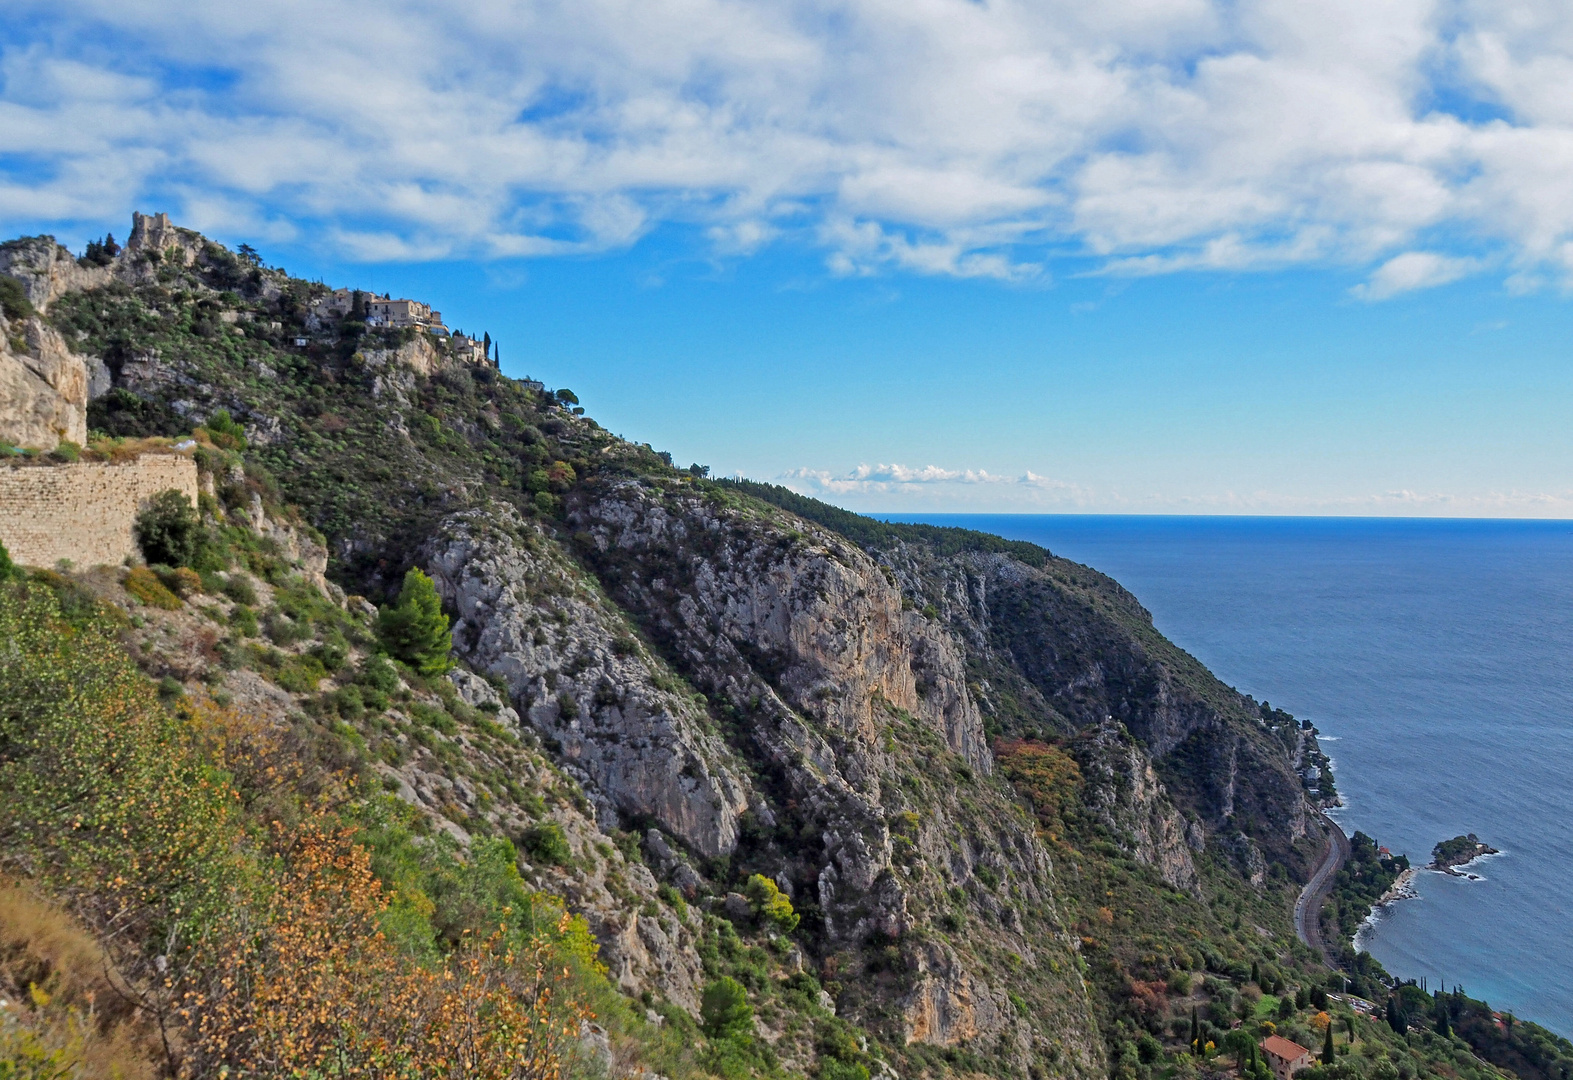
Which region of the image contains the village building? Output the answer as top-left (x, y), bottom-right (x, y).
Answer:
top-left (308, 287), bottom-right (360, 320)
top-left (450, 332), bottom-right (492, 366)
top-left (364, 297), bottom-right (446, 334)
top-left (1261, 1035), bottom-right (1315, 1080)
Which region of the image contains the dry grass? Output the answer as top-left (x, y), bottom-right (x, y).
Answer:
top-left (82, 436), bottom-right (184, 464)
top-left (124, 567), bottom-right (183, 610)
top-left (0, 883), bottom-right (163, 1080)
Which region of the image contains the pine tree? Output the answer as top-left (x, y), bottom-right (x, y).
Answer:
top-left (377, 568), bottom-right (453, 675)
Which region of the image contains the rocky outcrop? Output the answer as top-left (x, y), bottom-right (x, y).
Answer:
top-left (903, 941), bottom-right (1012, 1047)
top-left (574, 480), bottom-right (990, 777)
top-left (0, 315), bottom-right (89, 448)
top-left (423, 505), bottom-right (752, 860)
top-left (0, 237), bottom-right (112, 313)
top-left (1071, 719), bottom-right (1201, 895)
top-left (124, 212), bottom-right (205, 271)
top-left (360, 334), bottom-right (442, 378)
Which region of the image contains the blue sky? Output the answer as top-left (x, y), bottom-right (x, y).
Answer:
top-left (5, 0), bottom-right (1573, 514)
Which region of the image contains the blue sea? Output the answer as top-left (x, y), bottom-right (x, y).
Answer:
top-left (887, 514), bottom-right (1573, 1036)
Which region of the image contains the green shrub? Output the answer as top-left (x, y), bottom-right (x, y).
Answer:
top-left (820, 1059), bottom-right (869, 1080)
top-left (312, 630), bottom-right (349, 672)
top-left (274, 654), bottom-right (327, 693)
top-left (410, 702), bottom-right (457, 736)
top-left (657, 883), bottom-right (689, 919)
top-left (360, 686), bottom-right (390, 713)
top-left (0, 540), bottom-right (18, 581)
top-left (222, 573), bottom-right (258, 606)
top-left (134, 489), bottom-right (202, 567)
top-left (230, 605), bottom-right (258, 637)
top-left (202, 409), bottom-right (247, 451)
top-left (358, 655), bottom-right (400, 693)
top-left (334, 684), bottom-right (366, 720)
top-left (0, 276), bottom-right (33, 322)
top-left (520, 821), bottom-right (572, 866)
top-left (376, 568), bottom-right (452, 676)
top-left (48, 440), bottom-right (80, 463)
top-left (744, 873), bottom-right (799, 933)
top-left (701, 976), bottom-right (753, 1040)
top-left (263, 609), bottom-right (310, 646)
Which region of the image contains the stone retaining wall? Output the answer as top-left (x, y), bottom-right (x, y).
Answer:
top-left (0, 454), bottom-right (200, 569)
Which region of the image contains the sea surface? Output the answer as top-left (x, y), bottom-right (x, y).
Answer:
top-left (885, 514), bottom-right (1573, 1036)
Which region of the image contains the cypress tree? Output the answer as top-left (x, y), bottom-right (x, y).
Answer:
top-left (1191, 1007), bottom-right (1200, 1056)
top-left (1252, 960), bottom-right (1261, 985)
top-left (1386, 994), bottom-right (1407, 1035)
top-left (1322, 1023), bottom-right (1335, 1065)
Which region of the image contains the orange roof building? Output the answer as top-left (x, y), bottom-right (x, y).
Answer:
top-left (1261, 1035), bottom-right (1315, 1080)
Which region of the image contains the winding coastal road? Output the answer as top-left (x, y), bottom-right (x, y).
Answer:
top-left (1294, 814), bottom-right (1351, 965)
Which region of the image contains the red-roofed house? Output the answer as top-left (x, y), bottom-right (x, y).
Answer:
top-left (1261, 1036), bottom-right (1315, 1080)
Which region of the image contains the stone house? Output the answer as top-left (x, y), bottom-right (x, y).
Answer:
top-left (1261, 1035), bottom-right (1315, 1080)
top-left (364, 297), bottom-right (446, 334)
top-left (450, 333), bottom-right (496, 367)
top-left (309, 287), bottom-right (360, 320)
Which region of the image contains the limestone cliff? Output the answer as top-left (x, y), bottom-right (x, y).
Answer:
top-left (1069, 719), bottom-right (1201, 896)
top-left (423, 504), bottom-right (753, 860)
top-left (865, 543), bottom-right (1315, 872)
top-left (0, 314), bottom-right (89, 448)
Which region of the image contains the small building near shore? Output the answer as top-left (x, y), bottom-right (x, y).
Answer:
top-left (1261, 1036), bottom-right (1315, 1080)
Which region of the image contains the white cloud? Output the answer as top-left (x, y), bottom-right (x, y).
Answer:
top-left (780, 463), bottom-right (1096, 507)
top-left (1350, 251), bottom-right (1477, 300)
top-left (779, 464), bottom-right (1573, 516)
top-left (4, 0), bottom-right (1573, 280)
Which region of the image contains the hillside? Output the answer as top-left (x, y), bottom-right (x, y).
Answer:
top-left (0, 216), bottom-right (1560, 1080)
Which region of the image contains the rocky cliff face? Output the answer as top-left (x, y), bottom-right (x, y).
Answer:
top-left (0, 315), bottom-right (90, 448)
top-left (881, 545), bottom-right (1315, 872)
top-left (559, 479), bottom-right (1103, 1073)
top-left (413, 477), bottom-right (1108, 1073)
top-left (1070, 720), bottom-right (1201, 896)
top-left (423, 504), bottom-right (752, 860)
top-left (0, 237), bottom-right (113, 313)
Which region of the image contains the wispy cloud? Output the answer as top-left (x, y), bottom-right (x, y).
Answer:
top-left (1350, 252), bottom-right (1479, 300)
top-left (778, 464), bottom-right (1573, 517)
top-left (5, 0), bottom-right (1573, 285)
top-left (780, 463), bottom-right (1093, 506)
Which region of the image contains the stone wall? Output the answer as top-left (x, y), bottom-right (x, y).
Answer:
top-left (0, 454), bottom-right (199, 568)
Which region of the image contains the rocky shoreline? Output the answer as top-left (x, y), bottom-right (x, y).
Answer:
top-left (1375, 866), bottom-right (1420, 906)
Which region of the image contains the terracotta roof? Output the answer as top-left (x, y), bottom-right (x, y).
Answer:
top-left (1262, 1036), bottom-right (1312, 1060)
